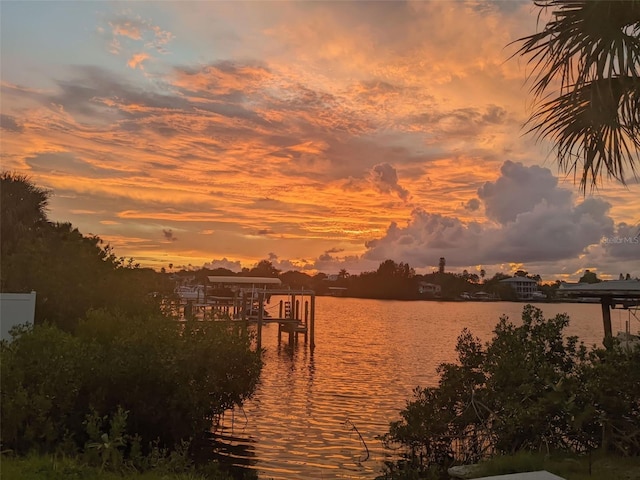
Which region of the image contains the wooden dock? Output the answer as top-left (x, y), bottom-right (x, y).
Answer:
top-left (558, 279), bottom-right (640, 348)
top-left (178, 276), bottom-right (316, 351)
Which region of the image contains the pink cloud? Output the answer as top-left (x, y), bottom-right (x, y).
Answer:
top-left (127, 52), bottom-right (150, 70)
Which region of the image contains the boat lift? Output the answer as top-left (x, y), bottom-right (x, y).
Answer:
top-left (558, 279), bottom-right (640, 348)
top-left (183, 276), bottom-right (317, 351)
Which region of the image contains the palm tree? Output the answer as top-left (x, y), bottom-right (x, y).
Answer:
top-left (515, 0), bottom-right (640, 191)
top-left (337, 268), bottom-right (350, 280)
top-left (0, 172), bottom-right (51, 258)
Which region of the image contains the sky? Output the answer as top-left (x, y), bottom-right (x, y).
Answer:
top-left (1, 0), bottom-right (639, 281)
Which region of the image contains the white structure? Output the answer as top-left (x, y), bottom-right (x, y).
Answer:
top-left (419, 282), bottom-right (442, 296)
top-left (1, 291), bottom-right (36, 341)
top-left (500, 276), bottom-right (539, 300)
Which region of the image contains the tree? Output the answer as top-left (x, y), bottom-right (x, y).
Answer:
top-left (247, 259), bottom-right (280, 277)
top-left (1, 309), bottom-right (262, 459)
top-left (1, 174), bottom-right (162, 329)
top-left (377, 260), bottom-right (415, 279)
top-left (280, 270), bottom-right (312, 289)
top-left (515, 0), bottom-right (640, 191)
top-left (529, 273), bottom-right (542, 284)
top-left (0, 172), bottom-right (50, 265)
top-left (579, 269), bottom-right (602, 283)
top-left (379, 305), bottom-right (640, 478)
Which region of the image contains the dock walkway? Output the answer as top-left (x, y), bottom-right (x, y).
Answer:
top-left (178, 276), bottom-right (316, 351)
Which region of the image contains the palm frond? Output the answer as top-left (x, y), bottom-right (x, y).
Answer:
top-left (514, 0), bottom-right (640, 191)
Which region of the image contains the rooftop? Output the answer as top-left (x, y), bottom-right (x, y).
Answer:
top-left (558, 279), bottom-right (640, 298)
top-left (207, 276), bottom-right (282, 286)
top-left (499, 276), bottom-right (538, 284)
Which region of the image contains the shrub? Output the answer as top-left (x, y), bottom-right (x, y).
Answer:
top-left (0, 311), bottom-right (262, 459)
top-left (378, 305), bottom-right (640, 478)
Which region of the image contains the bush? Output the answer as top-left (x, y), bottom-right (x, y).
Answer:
top-left (0, 452), bottom-right (237, 480)
top-left (378, 305), bottom-right (640, 478)
top-left (1, 311), bottom-right (262, 460)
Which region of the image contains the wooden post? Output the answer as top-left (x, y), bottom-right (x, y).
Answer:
top-left (240, 291), bottom-right (248, 342)
top-left (601, 296), bottom-right (613, 349)
top-left (310, 294), bottom-right (315, 351)
top-left (257, 292), bottom-right (264, 352)
top-left (304, 300), bottom-right (309, 343)
top-left (291, 294), bottom-right (296, 319)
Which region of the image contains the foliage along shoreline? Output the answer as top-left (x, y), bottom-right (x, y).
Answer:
top-left (376, 305), bottom-right (640, 479)
top-left (1, 172), bottom-right (262, 478)
top-left (2, 171), bottom-right (639, 480)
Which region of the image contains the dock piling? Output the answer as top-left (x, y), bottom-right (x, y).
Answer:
top-left (310, 295), bottom-right (315, 350)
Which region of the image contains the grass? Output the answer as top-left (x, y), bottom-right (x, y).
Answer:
top-left (475, 451), bottom-right (640, 480)
top-left (0, 454), bottom-right (233, 480)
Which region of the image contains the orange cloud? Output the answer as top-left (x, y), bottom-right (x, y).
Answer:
top-left (1, 1), bottom-right (636, 279)
top-left (110, 20), bottom-right (143, 40)
top-left (127, 52), bottom-right (150, 70)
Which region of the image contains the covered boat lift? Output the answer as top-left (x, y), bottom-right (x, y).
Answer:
top-left (203, 276), bottom-right (316, 351)
top-left (558, 279), bottom-right (640, 347)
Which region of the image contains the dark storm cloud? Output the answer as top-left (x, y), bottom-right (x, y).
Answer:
top-left (411, 105), bottom-right (508, 136)
top-left (464, 198), bottom-right (481, 211)
top-left (603, 221), bottom-right (640, 259)
top-left (40, 65), bottom-right (265, 129)
top-left (203, 257), bottom-right (243, 272)
top-left (0, 114), bottom-right (24, 132)
top-left (25, 152), bottom-right (128, 178)
top-left (172, 61), bottom-right (274, 124)
top-left (485, 197), bottom-right (614, 263)
top-left (478, 160), bottom-right (572, 224)
top-left (162, 229), bottom-right (177, 241)
top-left (470, 0), bottom-right (527, 14)
top-left (363, 162), bottom-right (616, 267)
top-left (370, 163), bottom-right (410, 201)
top-left (44, 66), bottom-right (189, 117)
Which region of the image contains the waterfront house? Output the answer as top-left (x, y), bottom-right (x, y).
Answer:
top-left (418, 282), bottom-right (442, 297)
top-left (499, 276), bottom-right (539, 300)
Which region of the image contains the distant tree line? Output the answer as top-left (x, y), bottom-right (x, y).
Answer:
top-left (177, 258), bottom-right (562, 302)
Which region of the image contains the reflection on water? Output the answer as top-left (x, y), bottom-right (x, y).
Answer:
top-left (214, 298), bottom-right (606, 479)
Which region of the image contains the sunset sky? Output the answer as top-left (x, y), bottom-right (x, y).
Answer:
top-left (2, 1), bottom-right (638, 281)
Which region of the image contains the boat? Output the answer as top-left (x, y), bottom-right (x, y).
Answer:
top-left (244, 303), bottom-right (271, 318)
top-left (175, 285), bottom-right (206, 302)
top-left (616, 331), bottom-right (640, 351)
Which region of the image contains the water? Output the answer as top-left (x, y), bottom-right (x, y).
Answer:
top-left (214, 298), bottom-right (623, 479)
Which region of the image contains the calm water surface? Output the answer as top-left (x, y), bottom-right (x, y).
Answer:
top-left (215, 298), bottom-right (618, 479)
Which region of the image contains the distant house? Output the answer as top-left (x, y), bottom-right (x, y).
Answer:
top-left (472, 291), bottom-right (498, 301)
top-left (419, 282), bottom-right (441, 297)
top-left (499, 276), bottom-right (539, 300)
top-left (327, 286), bottom-right (348, 297)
